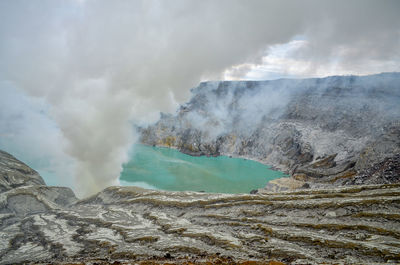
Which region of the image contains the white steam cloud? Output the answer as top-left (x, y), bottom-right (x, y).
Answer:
top-left (0, 0), bottom-right (399, 196)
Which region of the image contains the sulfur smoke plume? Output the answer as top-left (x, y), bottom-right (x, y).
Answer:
top-left (0, 0), bottom-right (399, 196)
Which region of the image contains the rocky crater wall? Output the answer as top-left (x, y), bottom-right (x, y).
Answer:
top-left (140, 73), bottom-right (400, 189)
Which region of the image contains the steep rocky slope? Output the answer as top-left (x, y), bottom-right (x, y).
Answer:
top-left (140, 73), bottom-right (400, 189)
top-left (1, 150), bottom-right (400, 264)
top-left (0, 150), bottom-right (46, 192)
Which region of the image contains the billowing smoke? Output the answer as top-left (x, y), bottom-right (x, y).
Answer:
top-left (0, 0), bottom-right (399, 196)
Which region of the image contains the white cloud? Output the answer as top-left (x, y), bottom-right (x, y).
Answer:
top-left (225, 39), bottom-right (400, 81)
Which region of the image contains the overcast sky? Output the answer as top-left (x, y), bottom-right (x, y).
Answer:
top-left (0, 0), bottom-right (399, 196)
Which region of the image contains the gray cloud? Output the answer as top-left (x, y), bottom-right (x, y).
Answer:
top-left (0, 0), bottom-right (399, 196)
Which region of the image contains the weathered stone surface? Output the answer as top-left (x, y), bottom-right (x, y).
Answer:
top-left (2, 183), bottom-right (400, 264)
top-left (261, 177), bottom-right (306, 192)
top-left (0, 150), bottom-right (45, 192)
top-left (1, 150), bottom-right (400, 264)
top-left (344, 153), bottom-right (400, 185)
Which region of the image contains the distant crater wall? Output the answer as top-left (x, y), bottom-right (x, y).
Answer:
top-left (140, 73), bottom-right (400, 187)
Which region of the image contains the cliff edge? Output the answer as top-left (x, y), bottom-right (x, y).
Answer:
top-left (140, 73), bottom-right (400, 190)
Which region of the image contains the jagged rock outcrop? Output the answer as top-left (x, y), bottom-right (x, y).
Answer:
top-left (1, 150), bottom-right (400, 264)
top-left (0, 150), bottom-right (45, 192)
top-left (140, 73), bottom-right (400, 188)
top-left (0, 150), bottom-right (78, 264)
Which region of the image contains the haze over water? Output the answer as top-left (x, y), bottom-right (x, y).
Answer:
top-left (120, 144), bottom-right (286, 193)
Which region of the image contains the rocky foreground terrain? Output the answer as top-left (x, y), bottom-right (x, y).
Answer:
top-left (141, 73), bottom-right (400, 190)
top-left (1, 150), bottom-right (400, 264)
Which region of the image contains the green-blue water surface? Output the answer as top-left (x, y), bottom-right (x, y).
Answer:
top-left (120, 144), bottom-right (285, 193)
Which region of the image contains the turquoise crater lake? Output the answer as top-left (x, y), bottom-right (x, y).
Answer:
top-left (120, 144), bottom-right (286, 193)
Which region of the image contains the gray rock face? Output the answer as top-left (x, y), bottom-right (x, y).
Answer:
top-left (0, 150), bottom-right (45, 192)
top-left (2, 183), bottom-right (400, 264)
top-left (1, 150), bottom-right (400, 264)
top-left (140, 73), bottom-right (400, 187)
top-left (0, 150), bottom-right (79, 264)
